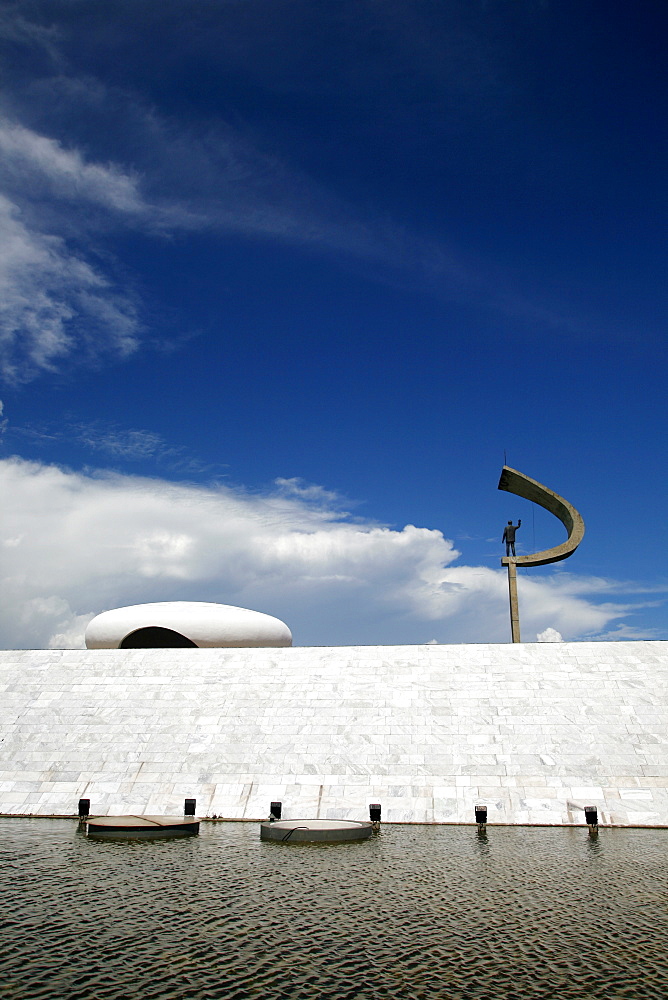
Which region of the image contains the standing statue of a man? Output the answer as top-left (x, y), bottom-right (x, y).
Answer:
top-left (502, 519), bottom-right (521, 557)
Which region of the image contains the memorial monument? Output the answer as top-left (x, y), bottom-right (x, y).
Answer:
top-left (498, 466), bottom-right (585, 642)
top-left (1, 463), bottom-right (666, 828)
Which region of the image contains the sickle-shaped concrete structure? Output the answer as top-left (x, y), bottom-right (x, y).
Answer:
top-left (497, 466), bottom-right (585, 642)
top-left (498, 466), bottom-right (585, 567)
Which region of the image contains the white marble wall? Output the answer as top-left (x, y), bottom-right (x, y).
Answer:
top-left (0, 642), bottom-right (667, 826)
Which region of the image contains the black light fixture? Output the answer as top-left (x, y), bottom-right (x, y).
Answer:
top-left (584, 805), bottom-right (598, 832)
top-left (78, 798), bottom-right (90, 818)
top-left (184, 798), bottom-right (196, 816)
top-left (270, 801), bottom-right (282, 821)
top-left (369, 803), bottom-right (381, 824)
top-left (475, 804), bottom-right (487, 830)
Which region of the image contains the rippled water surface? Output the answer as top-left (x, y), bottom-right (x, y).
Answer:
top-left (2, 820), bottom-right (668, 999)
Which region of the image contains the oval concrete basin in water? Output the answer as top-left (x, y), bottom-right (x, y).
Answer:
top-left (86, 815), bottom-right (200, 837)
top-left (260, 819), bottom-right (374, 843)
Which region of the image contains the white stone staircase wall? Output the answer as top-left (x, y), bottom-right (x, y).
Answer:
top-left (0, 641), bottom-right (667, 825)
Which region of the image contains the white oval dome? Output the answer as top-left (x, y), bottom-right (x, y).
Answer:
top-left (85, 602), bottom-right (292, 649)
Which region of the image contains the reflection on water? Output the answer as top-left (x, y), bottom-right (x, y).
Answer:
top-left (1, 819), bottom-right (667, 999)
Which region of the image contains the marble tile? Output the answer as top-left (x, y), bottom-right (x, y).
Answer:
top-left (1, 642), bottom-right (668, 823)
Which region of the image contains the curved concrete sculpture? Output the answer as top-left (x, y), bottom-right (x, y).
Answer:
top-left (498, 466), bottom-right (585, 567)
top-left (85, 601), bottom-right (292, 649)
top-left (498, 466), bottom-right (585, 642)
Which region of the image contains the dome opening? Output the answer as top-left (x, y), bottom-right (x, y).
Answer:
top-left (120, 626), bottom-right (198, 648)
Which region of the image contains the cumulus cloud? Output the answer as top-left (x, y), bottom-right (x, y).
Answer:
top-left (537, 627), bottom-right (564, 642)
top-left (0, 457), bottom-right (637, 649)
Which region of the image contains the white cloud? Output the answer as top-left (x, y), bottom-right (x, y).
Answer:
top-left (0, 116), bottom-right (154, 383)
top-left (537, 627), bottom-right (564, 642)
top-left (585, 623), bottom-right (665, 641)
top-left (0, 457), bottom-right (637, 650)
top-left (0, 97), bottom-right (579, 386)
top-left (274, 477), bottom-right (345, 507)
top-left (13, 418), bottom-right (210, 474)
top-left (0, 8), bottom-right (61, 62)
top-left (0, 112), bottom-right (389, 384)
top-left (0, 118), bottom-right (145, 214)
top-left (48, 610), bottom-right (97, 650)
top-left (0, 194), bottom-right (139, 382)
top-left (74, 425), bottom-right (168, 461)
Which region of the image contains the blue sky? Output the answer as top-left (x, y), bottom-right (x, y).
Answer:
top-left (1, 0), bottom-right (666, 648)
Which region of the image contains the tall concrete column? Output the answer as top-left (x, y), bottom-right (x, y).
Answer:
top-left (506, 560), bottom-right (521, 643)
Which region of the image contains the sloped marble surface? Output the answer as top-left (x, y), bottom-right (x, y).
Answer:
top-left (0, 642), bottom-right (667, 825)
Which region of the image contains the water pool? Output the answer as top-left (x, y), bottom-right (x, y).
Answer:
top-left (1, 819), bottom-right (667, 999)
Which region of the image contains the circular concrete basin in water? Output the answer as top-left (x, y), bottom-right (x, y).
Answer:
top-left (260, 819), bottom-right (373, 843)
top-left (86, 816), bottom-right (200, 837)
